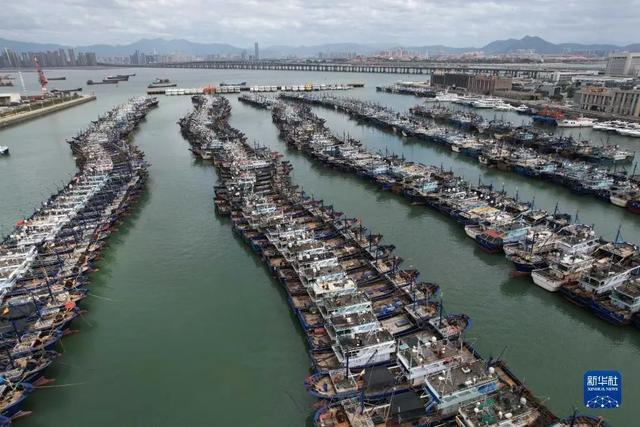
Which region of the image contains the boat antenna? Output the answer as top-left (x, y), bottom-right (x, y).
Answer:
top-left (614, 223), bottom-right (623, 244)
top-left (496, 345), bottom-right (508, 363)
top-left (283, 390), bottom-right (306, 415)
top-left (568, 407), bottom-right (578, 427)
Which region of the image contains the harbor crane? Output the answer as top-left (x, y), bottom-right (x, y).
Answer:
top-left (33, 57), bottom-right (48, 94)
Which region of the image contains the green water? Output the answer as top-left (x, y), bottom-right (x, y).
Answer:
top-left (1, 68), bottom-right (638, 425)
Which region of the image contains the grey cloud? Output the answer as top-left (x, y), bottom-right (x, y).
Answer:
top-left (1, 0), bottom-right (639, 47)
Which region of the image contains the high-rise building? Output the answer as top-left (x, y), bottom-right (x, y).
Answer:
top-left (0, 48), bottom-right (95, 67)
top-left (605, 52), bottom-right (640, 76)
top-left (67, 48), bottom-right (76, 66)
top-left (129, 50), bottom-right (146, 66)
top-left (254, 42), bottom-right (259, 60)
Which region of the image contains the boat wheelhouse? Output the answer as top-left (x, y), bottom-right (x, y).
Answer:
top-left (332, 329), bottom-right (396, 368)
top-left (422, 360), bottom-right (499, 415)
top-left (396, 334), bottom-right (476, 387)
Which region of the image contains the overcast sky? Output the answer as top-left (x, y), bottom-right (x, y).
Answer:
top-left (3, 0), bottom-right (639, 47)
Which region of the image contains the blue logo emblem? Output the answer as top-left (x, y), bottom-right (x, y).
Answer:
top-left (584, 370), bottom-right (621, 409)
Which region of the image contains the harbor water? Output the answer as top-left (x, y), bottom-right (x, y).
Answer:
top-left (1, 68), bottom-right (639, 425)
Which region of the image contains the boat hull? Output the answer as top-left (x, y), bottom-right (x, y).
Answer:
top-left (589, 301), bottom-right (631, 326)
top-left (531, 271), bottom-right (562, 292)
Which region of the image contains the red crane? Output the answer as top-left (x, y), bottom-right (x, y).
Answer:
top-left (33, 57), bottom-right (48, 94)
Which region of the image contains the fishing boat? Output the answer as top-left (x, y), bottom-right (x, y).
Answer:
top-left (0, 146), bottom-right (9, 156)
top-left (50, 88), bottom-right (83, 94)
top-left (531, 253), bottom-right (593, 292)
top-left (593, 120), bottom-right (640, 137)
top-left (423, 91), bottom-right (460, 103)
top-left (561, 241), bottom-right (640, 306)
top-left (305, 364), bottom-right (407, 400)
top-left (609, 185), bottom-right (640, 208)
top-left (556, 117), bottom-right (596, 128)
top-left (86, 79), bottom-right (118, 85)
top-left (104, 74), bottom-right (131, 82)
top-left (474, 221), bottom-right (530, 254)
top-left (471, 97), bottom-right (503, 109)
top-left (0, 381), bottom-right (32, 418)
top-left (618, 127), bottom-right (640, 138)
top-left (181, 94), bottom-right (582, 426)
top-left (513, 104), bottom-right (531, 113)
top-left (627, 197), bottom-right (640, 214)
top-left (531, 108), bottom-right (565, 126)
top-left (559, 413), bottom-right (610, 427)
top-left (0, 97), bottom-right (158, 414)
top-left (148, 78), bottom-right (177, 88)
top-left (314, 393), bottom-right (433, 426)
top-left (589, 278), bottom-right (640, 326)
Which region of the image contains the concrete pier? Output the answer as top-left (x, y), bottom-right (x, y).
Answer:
top-left (0, 95), bottom-right (97, 129)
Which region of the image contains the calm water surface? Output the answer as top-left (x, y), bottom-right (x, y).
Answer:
top-left (1, 68), bottom-right (638, 425)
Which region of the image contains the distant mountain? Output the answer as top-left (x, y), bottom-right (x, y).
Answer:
top-left (262, 43), bottom-right (394, 58)
top-left (481, 36), bottom-right (633, 55)
top-left (0, 37), bottom-right (68, 52)
top-left (0, 37), bottom-right (244, 57)
top-left (482, 35), bottom-right (559, 54)
top-left (1, 36), bottom-right (639, 58)
top-left (403, 45), bottom-right (476, 55)
top-left (76, 38), bottom-right (244, 57)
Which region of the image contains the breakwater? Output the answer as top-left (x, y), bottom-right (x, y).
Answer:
top-left (0, 96), bottom-right (97, 129)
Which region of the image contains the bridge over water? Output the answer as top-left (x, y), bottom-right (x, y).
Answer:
top-left (135, 60), bottom-right (603, 79)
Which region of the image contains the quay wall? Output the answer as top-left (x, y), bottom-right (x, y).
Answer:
top-left (0, 95), bottom-right (97, 129)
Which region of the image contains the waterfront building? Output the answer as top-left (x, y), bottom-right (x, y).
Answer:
top-left (468, 75), bottom-right (512, 95)
top-left (575, 86), bottom-right (640, 119)
top-left (606, 52), bottom-right (640, 76)
top-left (431, 73), bottom-right (472, 90)
top-left (431, 73), bottom-right (512, 95)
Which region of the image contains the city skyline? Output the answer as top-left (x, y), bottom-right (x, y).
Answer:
top-left (2, 0), bottom-right (639, 47)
